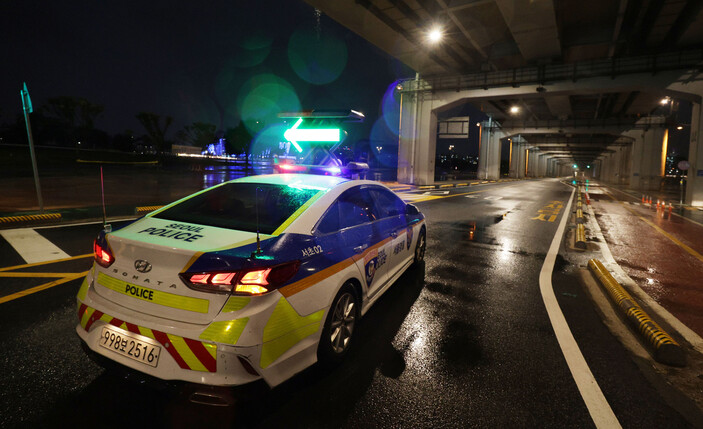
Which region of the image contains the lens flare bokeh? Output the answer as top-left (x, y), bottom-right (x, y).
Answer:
top-left (236, 74), bottom-right (301, 134)
top-left (288, 27), bottom-right (347, 85)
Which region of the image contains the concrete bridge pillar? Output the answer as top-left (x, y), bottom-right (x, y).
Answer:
top-left (686, 102), bottom-right (703, 206)
top-left (478, 120), bottom-right (503, 180)
top-left (398, 92), bottom-right (437, 185)
top-left (626, 128), bottom-right (665, 191)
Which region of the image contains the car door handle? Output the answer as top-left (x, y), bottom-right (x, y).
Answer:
top-left (354, 244), bottom-right (368, 253)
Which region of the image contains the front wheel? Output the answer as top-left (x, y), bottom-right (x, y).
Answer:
top-left (413, 227), bottom-right (426, 264)
top-left (318, 283), bottom-right (359, 363)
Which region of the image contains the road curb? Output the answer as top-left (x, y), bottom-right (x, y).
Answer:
top-left (588, 258), bottom-right (686, 367)
top-left (0, 212), bottom-right (62, 226)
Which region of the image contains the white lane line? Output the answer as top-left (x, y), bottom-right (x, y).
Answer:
top-left (0, 229), bottom-right (70, 264)
top-left (539, 188), bottom-right (621, 428)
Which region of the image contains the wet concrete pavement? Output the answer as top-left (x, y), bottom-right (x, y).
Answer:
top-left (0, 179), bottom-right (698, 428)
top-left (588, 183), bottom-right (703, 338)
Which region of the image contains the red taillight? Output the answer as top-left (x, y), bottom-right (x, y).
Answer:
top-left (181, 261), bottom-right (300, 295)
top-left (93, 240), bottom-right (114, 268)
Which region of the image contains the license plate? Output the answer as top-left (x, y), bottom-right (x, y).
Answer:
top-left (99, 326), bottom-right (161, 368)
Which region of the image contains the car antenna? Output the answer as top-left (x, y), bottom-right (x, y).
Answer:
top-left (252, 186), bottom-right (262, 257)
top-left (100, 165), bottom-right (111, 232)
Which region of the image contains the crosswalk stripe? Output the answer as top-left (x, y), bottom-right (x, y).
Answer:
top-left (0, 229), bottom-right (70, 264)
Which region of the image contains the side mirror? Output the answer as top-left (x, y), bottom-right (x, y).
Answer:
top-left (405, 204), bottom-right (419, 215)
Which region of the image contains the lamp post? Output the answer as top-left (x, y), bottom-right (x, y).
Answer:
top-left (21, 82), bottom-right (43, 213)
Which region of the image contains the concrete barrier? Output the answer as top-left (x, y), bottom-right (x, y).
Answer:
top-left (588, 259), bottom-right (686, 367)
top-left (135, 205), bottom-right (164, 215)
top-left (0, 212), bottom-right (61, 225)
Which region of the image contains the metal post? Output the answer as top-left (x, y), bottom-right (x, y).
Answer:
top-left (21, 82), bottom-right (44, 213)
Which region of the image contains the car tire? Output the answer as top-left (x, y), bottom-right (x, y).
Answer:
top-left (318, 283), bottom-right (359, 363)
top-left (413, 227), bottom-right (426, 264)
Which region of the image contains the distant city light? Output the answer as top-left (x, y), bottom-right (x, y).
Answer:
top-left (676, 125), bottom-right (684, 130)
top-left (476, 122), bottom-right (481, 126)
top-left (396, 83), bottom-right (403, 91)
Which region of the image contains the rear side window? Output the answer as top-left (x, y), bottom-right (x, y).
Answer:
top-left (154, 183), bottom-right (318, 234)
top-left (316, 187), bottom-right (375, 234)
top-left (368, 187), bottom-right (406, 219)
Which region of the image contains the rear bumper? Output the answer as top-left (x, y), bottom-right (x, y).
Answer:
top-left (76, 268), bottom-right (326, 388)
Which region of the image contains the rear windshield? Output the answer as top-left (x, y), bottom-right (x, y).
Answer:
top-left (153, 183), bottom-right (320, 234)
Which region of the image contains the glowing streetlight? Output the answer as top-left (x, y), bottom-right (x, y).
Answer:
top-left (510, 106), bottom-right (520, 114)
top-left (428, 27), bottom-right (443, 43)
top-left (660, 97), bottom-right (670, 105)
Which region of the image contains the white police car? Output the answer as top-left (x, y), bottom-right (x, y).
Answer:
top-left (76, 174), bottom-right (425, 387)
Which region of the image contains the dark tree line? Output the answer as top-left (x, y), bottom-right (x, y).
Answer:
top-left (0, 96), bottom-right (253, 156)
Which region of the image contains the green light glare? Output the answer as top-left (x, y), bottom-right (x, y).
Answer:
top-left (237, 74), bottom-right (301, 134)
top-left (288, 27), bottom-right (347, 85)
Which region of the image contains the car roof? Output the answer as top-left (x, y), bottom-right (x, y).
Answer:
top-left (232, 173), bottom-right (349, 190)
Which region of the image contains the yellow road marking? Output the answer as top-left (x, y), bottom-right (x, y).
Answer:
top-left (0, 253), bottom-right (92, 272)
top-left (606, 193), bottom-right (703, 264)
top-left (0, 272), bottom-right (87, 305)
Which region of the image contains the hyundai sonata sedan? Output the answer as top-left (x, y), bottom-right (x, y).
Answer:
top-left (76, 174), bottom-right (426, 387)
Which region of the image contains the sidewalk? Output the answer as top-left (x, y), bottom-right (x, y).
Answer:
top-left (588, 181), bottom-right (703, 339)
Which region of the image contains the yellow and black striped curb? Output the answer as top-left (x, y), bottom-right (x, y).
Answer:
top-left (588, 259), bottom-right (686, 367)
top-left (135, 205), bottom-right (164, 215)
top-left (575, 224), bottom-right (587, 249)
top-left (416, 178), bottom-right (518, 190)
top-left (0, 213), bottom-right (61, 225)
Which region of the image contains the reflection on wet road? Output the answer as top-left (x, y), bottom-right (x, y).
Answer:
top-left (0, 179), bottom-right (693, 428)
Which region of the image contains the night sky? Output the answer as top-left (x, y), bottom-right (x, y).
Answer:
top-left (0, 1), bottom-right (413, 145)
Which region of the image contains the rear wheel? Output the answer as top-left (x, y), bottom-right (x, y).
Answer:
top-left (318, 283), bottom-right (358, 363)
top-left (414, 227), bottom-right (426, 264)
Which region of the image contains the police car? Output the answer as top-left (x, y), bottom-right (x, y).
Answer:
top-left (76, 174), bottom-right (426, 388)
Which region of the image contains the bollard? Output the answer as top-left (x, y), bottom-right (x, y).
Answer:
top-left (642, 194), bottom-right (645, 203)
top-left (668, 202), bottom-right (673, 214)
top-left (656, 199), bottom-right (660, 210)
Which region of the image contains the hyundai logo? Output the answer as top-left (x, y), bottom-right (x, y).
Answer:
top-left (134, 260), bottom-right (152, 273)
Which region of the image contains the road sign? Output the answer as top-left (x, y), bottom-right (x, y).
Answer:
top-left (283, 118), bottom-right (341, 153)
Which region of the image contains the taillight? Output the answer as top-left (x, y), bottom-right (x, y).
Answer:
top-left (180, 261), bottom-right (300, 295)
top-left (93, 239), bottom-right (114, 268)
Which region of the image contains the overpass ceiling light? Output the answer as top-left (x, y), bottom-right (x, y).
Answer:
top-left (510, 106), bottom-right (520, 114)
top-left (660, 97), bottom-right (670, 105)
top-left (427, 26), bottom-right (443, 44)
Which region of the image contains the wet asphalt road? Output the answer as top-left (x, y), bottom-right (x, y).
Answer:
top-left (0, 179), bottom-right (694, 428)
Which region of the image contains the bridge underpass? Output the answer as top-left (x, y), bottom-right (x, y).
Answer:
top-left (305, 0), bottom-right (703, 207)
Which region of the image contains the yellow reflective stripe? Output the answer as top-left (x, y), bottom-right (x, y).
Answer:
top-left (97, 272), bottom-right (209, 313)
top-left (77, 276), bottom-right (89, 302)
top-left (271, 190), bottom-right (326, 236)
top-left (222, 297), bottom-right (250, 313)
top-left (99, 313), bottom-right (112, 323)
top-left (203, 343), bottom-right (217, 360)
top-left (138, 326), bottom-right (156, 340)
top-left (260, 322), bottom-right (321, 369)
top-left (260, 297), bottom-right (325, 368)
top-left (167, 333), bottom-right (207, 372)
top-left (199, 318), bottom-right (249, 345)
top-left (81, 307), bottom-right (95, 329)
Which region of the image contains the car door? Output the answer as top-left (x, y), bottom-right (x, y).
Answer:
top-left (368, 187), bottom-right (411, 278)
